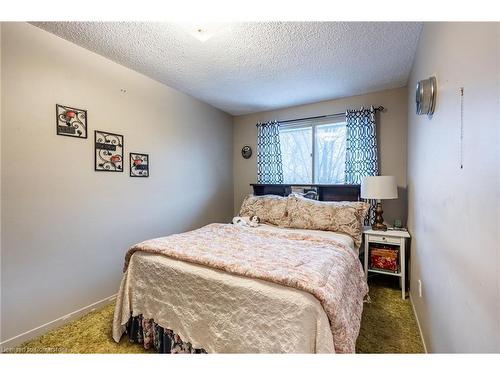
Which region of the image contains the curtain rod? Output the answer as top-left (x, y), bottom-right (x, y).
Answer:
top-left (256, 106), bottom-right (385, 126)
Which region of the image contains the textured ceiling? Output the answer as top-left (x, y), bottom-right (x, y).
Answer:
top-left (32, 22), bottom-right (422, 115)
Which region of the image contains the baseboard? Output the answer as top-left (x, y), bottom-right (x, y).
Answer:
top-left (0, 293), bottom-right (117, 350)
top-left (409, 293), bottom-right (428, 353)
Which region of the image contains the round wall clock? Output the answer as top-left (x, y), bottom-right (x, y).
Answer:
top-left (416, 76), bottom-right (437, 116)
top-left (241, 145), bottom-right (252, 159)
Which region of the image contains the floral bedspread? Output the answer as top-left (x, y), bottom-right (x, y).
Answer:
top-left (123, 223), bottom-right (368, 353)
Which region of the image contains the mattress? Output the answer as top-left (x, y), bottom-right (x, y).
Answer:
top-left (113, 224), bottom-right (363, 353)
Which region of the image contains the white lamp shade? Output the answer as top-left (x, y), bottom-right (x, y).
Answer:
top-left (361, 176), bottom-right (398, 200)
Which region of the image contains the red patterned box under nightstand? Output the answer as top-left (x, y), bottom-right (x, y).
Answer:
top-left (369, 245), bottom-right (399, 273)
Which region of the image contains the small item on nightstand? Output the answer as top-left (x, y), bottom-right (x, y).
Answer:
top-left (387, 227), bottom-right (407, 232)
top-left (394, 219), bottom-right (402, 229)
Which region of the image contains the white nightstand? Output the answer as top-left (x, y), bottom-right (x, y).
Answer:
top-left (363, 227), bottom-right (411, 299)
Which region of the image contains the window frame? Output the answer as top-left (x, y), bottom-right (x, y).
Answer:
top-left (279, 115), bottom-right (346, 184)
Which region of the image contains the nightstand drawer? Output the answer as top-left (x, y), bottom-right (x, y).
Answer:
top-left (366, 234), bottom-right (401, 245)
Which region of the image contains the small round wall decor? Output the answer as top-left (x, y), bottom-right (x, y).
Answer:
top-left (416, 76), bottom-right (437, 116)
top-left (241, 145), bottom-right (252, 159)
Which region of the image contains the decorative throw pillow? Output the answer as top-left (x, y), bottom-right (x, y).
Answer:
top-left (239, 195), bottom-right (289, 227)
top-left (286, 194), bottom-right (369, 248)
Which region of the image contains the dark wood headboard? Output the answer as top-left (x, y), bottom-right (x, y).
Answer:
top-left (250, 184), bottom-right (361, 202)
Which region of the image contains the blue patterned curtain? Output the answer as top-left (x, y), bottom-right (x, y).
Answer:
top-left (257, 121), bottom-right (283, 183)
top-left (345, 106), bottom-right (379, 224)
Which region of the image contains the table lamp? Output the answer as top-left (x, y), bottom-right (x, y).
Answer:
top-left (361, 176), bottom-right (398, 231)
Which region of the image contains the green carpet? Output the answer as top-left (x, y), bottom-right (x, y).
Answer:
top-left (357, 276), bottom-right (424, 353)
top-left (15, 275), bottom-right (424, 354)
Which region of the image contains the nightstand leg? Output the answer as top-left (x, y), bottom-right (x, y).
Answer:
top-left (364, 238), bottom-right (369, 281)
top-left (401, 240), bottom-right (406, 299)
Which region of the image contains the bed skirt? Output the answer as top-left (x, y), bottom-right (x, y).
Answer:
top-left (126, 314), bottom-right (207, 354)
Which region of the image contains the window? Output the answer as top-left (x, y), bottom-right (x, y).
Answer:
top-left (280, 125), bottom-right (312, 184)
top-left (279, 117), bottom-right (346, 184)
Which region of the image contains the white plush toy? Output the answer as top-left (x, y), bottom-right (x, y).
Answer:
top-left (232, 215), bottom-right (260, 228)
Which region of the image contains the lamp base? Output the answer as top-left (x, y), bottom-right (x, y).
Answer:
top-left (371, 202), bottom-right (387, 231)
top-left (371, 222), bottom-right (388, 231)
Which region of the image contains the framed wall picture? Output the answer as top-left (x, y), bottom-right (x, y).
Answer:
top-left (130, 153), bottom-right (149, 177)
top-left (94, 130), bottom-right (124, 172)
top-left (56, 104), bottom-right (87, 138)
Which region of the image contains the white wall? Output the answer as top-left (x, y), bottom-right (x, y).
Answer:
top-left (233, 87), bottom-right (409, 225)
top-left (0, 23), bottom-right (233, 342)
top-left (407, 22), bottom-right (500, 352)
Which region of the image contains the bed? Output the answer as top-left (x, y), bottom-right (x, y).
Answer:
top-left (112, 184), bottom-right (369, 354)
